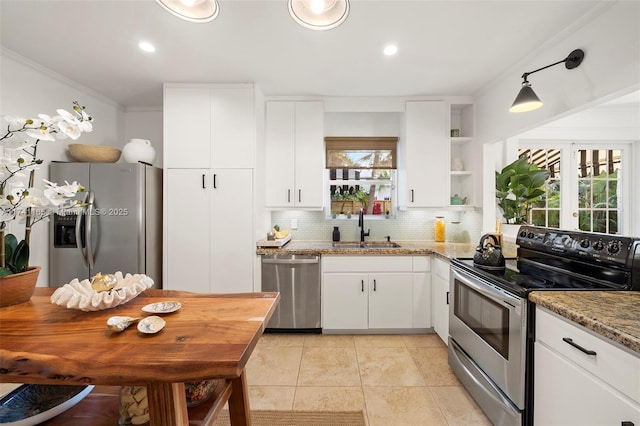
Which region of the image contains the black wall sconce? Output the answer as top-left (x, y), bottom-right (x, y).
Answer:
top-left (509, 49), bottom-right (585, 113)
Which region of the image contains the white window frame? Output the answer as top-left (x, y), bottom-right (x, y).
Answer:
top-left (518, 140), bottom-right (632, 235)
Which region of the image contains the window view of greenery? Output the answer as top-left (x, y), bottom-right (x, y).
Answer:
top-left (518, 148), bottom-right (561, 228)
top-left (326, 138), bottom-right (396, 218)
top-left (576, 149), bottom-right (621, 234)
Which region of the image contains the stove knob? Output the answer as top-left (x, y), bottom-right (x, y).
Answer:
top-left (608, 241), bottom-right (620, 254)
top-left (527, 232), bottom-right (535, 239)
top-left (593, 241), bottom-right (605, 251)
top-left (579, 239), bottom-right (590, 249)
top-left (519, 230), bottom-right (527, 238)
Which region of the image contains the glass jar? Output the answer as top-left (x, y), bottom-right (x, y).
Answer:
top-left (434, 216), bottom-right (446, 242)
top-left (448, 221), bottom-right (461, 243)
top-left (119, 386), bottom-right (149, 426)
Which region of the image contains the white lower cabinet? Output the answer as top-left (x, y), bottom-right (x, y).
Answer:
top-left (431, 257), bottom-right (450, 345)
top-left (165, 168), bottom-right (254, 294)
top-left (322, 256), bottom-right (429, 331)
top-left (534, 307), bottom-right (640, 425)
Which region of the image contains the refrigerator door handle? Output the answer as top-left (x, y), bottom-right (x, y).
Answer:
top-left (75, 192), bottom-right (90, 268)
top-left (85, 190), bottom-right (95, 270)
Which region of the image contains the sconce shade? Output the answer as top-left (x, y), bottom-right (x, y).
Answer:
top-left (510, 81), bottom-right (543, 113)
top-left (509, 48), bottom-right (584, 113)
top-left (288, 0), bottom-right (350, 30)
top-left (155, 0), bottom-right (219, 23)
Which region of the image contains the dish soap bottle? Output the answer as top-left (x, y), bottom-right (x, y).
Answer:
top-left (332, 226), bottom-right (340, 242)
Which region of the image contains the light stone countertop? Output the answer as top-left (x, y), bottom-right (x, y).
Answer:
top-left (256, 239), bottom-right (518, 260)
top-left (529, 291), bottom-right (640, 355)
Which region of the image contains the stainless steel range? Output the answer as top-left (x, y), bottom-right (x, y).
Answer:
top-left (448, 226), bottom-right (640, 426)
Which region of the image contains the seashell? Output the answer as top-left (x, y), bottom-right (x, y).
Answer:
top-left (106, 316), bottom-right (141, 332)
top-left (137, 316), bottom-right (166, 334)
top-left (91, 272), bottom-right (118, 292)
top-left (50, 272), bottom-right (154, 311)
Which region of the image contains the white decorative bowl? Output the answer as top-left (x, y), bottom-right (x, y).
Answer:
top-left (50, 272), bottom-right (154, 311)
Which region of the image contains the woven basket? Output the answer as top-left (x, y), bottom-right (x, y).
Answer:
top-left (68, 144), bottom-right (121, 163)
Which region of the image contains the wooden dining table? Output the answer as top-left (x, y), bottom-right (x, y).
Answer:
top-left (0, 287), bottom-right (280, 426)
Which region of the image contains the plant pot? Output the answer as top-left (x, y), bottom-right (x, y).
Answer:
top-left (0, 266), bottom-right (41, 308)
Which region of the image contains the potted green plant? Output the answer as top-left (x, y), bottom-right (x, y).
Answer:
top-left (0, 102), bottom-right (92, 307)
top-left (495, 156), bottom-right (550, 224)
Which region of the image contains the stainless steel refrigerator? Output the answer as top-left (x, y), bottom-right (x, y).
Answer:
top-left (49, 162), bottom-right (162, 288)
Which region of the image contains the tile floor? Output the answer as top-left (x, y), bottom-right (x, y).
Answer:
top-left (245, 333), bottom-right (492, 425)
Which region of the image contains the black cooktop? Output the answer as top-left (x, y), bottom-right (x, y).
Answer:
top-left (452, 257), bottom-right (630, 298)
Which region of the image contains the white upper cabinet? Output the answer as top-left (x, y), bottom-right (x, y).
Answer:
top-left (164, 84), bottom-right (256, 169)
top-left (403, 101), bottom-right (449, 207)
top-left (265, 101), bottom-right (324, 208)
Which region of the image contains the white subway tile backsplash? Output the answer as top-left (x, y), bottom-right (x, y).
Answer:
top-left (270, 209), bottom-right (482, 243)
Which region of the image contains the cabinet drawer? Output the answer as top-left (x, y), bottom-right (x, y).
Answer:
top-left (536, 307), bottom-right (640, 403)
top-left (412, 256), bottom-right (430, 272)
top-left (432, 257), bottom-right (450, 279)
top-left (322, 256), bottom-right (413, 273)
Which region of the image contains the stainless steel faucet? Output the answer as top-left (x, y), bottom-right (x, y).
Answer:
top-left (358, 208), bottom-right (370, 243)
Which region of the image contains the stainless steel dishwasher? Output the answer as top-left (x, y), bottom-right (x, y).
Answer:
top-left (261, 254), bottom-right (321, 332)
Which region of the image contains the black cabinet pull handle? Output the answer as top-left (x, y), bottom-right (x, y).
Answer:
top-left (446, 291), bottom-right (450, 305)
top-left (411, 189), bottom-right (414, 203)
top-left (621, 422), bottom-right (634, 426)
top-left (562, 337), bottom-right (597, 356)
top-left (213, 174), bottom-right (217, 189)
top-left (202, 174), bottom-right (206, 189)
top-left (287, 189), bottom-right (291, 203)
top-left (298, 189), bottom-right (302, 203)
top-left (361, 280), bottom-right (364, 292)
top-left (373, 279), bottom-right (377, 291)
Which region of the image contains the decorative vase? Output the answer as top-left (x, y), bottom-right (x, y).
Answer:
top-left (122, 138), bottom-right (156, 164)
top-left (0, 266), bottom-right (41, 308)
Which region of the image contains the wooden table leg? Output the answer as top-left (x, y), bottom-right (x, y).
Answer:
top-left (146, 382), bottom-right (190, 426)
top-left (228, 370), bottom-right (252, 426)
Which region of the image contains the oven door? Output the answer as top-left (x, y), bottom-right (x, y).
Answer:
top-left (449, 265), bottom-right (527, 409)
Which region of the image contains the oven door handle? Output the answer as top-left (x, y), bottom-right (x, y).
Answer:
top-left (452, 267), bottom-right (522, 310)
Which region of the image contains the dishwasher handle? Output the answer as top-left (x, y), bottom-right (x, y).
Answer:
top-left (262, 256), bottom-right (319, 265)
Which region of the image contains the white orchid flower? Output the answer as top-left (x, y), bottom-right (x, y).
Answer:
top-left (18, 188), bottom-right (47, 209)
top-left (56, 119), bottom-right (82, 140)
top-left (2, 115), bottom-right (28, 130)
top-left (78, 119), bottom-right (93, 132)
top-left (56, 108), bottom-right (79, 124)
top-left (505, 190), bottom-right (517, 201)
top-left (26, 126), bottom-right (56, 141)
top-left (43, 179), bottom-right (84, 198)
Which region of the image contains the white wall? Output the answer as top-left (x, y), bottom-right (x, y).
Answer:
top-left (474, 1), bottom-right (640, 234)
top-left (0, 49), bottom-right (123, 286)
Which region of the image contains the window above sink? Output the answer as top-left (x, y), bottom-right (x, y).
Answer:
top-left (325, 137), bottom-right (397, 220)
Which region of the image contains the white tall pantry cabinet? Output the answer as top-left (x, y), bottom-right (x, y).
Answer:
top-left (163, 84), bottom-right (256, 293)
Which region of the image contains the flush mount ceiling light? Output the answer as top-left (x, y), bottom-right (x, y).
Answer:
top-left (509, 48), bottom-right (585, 113)
top-left (383, 44), bottom-right (398, 56)
top-left (138, 41), bottom-right (156, 53)
top-left (155, 0), bottom-right (219, 23)
top-left (288, 0), bottom-right (350, 31)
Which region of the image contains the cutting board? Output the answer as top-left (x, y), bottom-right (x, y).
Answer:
top-left (256, 234), bottom-right (291, 247)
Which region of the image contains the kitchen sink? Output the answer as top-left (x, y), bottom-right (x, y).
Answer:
top-left (364, 242), bottom-right (402, 249)
top-left (331, 242), bottom-right (402, 249)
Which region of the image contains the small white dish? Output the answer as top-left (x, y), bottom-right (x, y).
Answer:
top-left (137, 316), bottom-right (166, 334)
top-left (141, 301), bottom-right (181, 314)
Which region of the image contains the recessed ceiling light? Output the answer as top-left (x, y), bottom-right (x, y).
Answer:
top-left (383, 44), bottom-right (398, 56)
top-left (138, 41), bottom-right (156, 53)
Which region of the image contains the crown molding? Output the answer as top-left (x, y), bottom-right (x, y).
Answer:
top-left (1, 46), bottom-right (123, 111)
